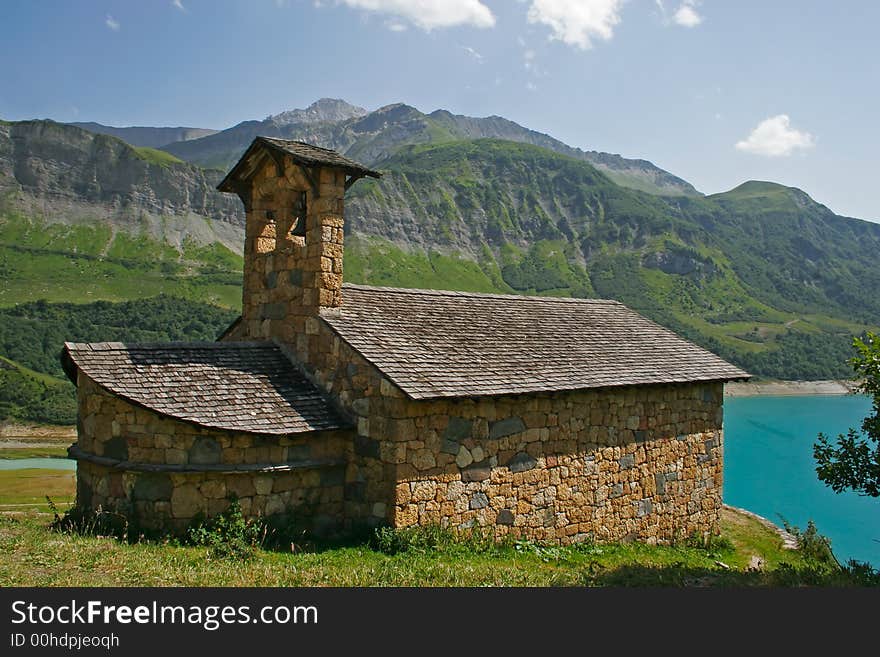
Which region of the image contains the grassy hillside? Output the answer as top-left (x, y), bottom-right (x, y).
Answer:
top-left (0, 209), bottom-right (243, 308)
top-left (0, 508), bottom-right (874, 586)
top-left (0, 355), bottom-right (74, 425)
top-left (132, 146), bottom-right (185, 167)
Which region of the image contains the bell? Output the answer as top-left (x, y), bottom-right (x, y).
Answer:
top-left (290, 191), bottom-right (307, 237)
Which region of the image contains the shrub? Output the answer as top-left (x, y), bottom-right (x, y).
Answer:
top-left (780, 518), bottom-right (839, 566)
top-left (185, 498), bottom-right (266, 561)
top-left (49, 497), bottom-right (132, 542)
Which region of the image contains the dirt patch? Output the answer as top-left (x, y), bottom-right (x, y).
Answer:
top-left (0, 423), bottom-right (75, 442)
top-left (724, 380), bottom-right (861, 397)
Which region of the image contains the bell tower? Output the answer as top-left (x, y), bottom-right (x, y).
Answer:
top-left (218, 138), bottom-right (380, 344)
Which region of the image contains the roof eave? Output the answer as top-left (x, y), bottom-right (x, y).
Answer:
top-left (216, 137), bottom-right (381, 193)
top-left (400, 374), bottom-right (752, 401)
top-left (216, 139), bottom-right (264, 193)
top-left (59, 342), bottom-right (79, 385)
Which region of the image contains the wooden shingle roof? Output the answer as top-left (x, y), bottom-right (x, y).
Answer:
top-left (217, 137), bottom-right (381, 193)
top-left (322, 284), bottom-right (750, 399)
top-left (62, 341), bottom-right (349, 435)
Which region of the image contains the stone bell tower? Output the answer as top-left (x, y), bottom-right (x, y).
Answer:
top-left (217, 138), bottom-right (380, 345)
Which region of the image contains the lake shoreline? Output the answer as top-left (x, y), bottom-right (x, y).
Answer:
top-left (0, 422), bottom-right (75, 449)
top-left (724, 379), bottom-right (862, 397)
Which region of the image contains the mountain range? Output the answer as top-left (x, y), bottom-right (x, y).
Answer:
top-left (1, 99), bottom-right (878, 424)
top-left (68, 123), bottom-right (218, 149)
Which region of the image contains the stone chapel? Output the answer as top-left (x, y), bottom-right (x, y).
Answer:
top-left (62, 137), bottom-right (748, 544)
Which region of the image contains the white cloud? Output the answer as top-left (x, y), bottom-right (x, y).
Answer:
top-left (735, 115), bottom-right (816, 157)
top-left (673, 1), bottom-right (701, 27)
top-left (105, 14), bottom-right (120, 31)
top-left (461, 45), bottom-right (484, 62)
top-left (522, 48), bottom-right (547, 77)
top-left (656, 0), bottom-right (703, 28)
top-left (527, 0), bottom-right (624, 50)
top-left (172, 0), bottom-right (187, 11)
top-left (387, 21), bottom-right (407, 31)
top-left (337, 0), bottom-right (495, 31)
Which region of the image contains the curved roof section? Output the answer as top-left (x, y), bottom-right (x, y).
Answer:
top-left (321, 284), bottom-right (750, 400)
top-left (62, 341), bottom-right (350, 435)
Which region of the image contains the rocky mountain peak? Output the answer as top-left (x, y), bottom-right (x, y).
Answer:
top-left (268, 98), bottom-right (368, 127)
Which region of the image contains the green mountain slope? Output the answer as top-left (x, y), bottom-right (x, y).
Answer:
top-left (68, 122), bottom-right (219, 149)
top-left (0, 120), bottom-right (246, 424)
top-left (0, 119), bottom-right (246, 308)
top-left (0, 354), bottom-right (74, 425)
top-left (0, 210), bottom-right (243, 308)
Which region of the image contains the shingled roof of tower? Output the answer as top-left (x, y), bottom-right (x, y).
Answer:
top-left (320, 284), bottom-right (750, 400)
top-left (217, 136), bottom-right (381, 192)
top-left (61, 341), bottom-right (350, 435)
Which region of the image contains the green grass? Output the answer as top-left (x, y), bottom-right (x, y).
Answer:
top-left (181, 239), bottom-right (243, 271)
top-left (0, 507), bottom-right (871, 586)
top-left (0, 355), bottom-right (65, 387)
top-left (0, 469), bottom-right (75, 511)
top-left (345, 236), bottom-right (509, 294)
top-left (0, 446), bottom-right (69, 459)
top-left (133, 146), bottom-right (185, 167)
top-left (602, 170), bottom-right (689, 197)
top-left (0, 212), bottom-right (243, 309)
top-left (709, 180), bottom-right (799, 204)
top-left (105, 231), bottom-right (180, 262)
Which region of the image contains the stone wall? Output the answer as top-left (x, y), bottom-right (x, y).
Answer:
top-left (388, 383), bottom-right (724, 544)
top-left (72, 373), bottom-right (353, 534)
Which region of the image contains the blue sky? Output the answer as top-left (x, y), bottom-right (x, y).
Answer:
top-left (1, 1), bottom-right (878, 222)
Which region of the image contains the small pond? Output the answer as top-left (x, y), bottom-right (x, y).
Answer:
top-left (0, 457), bottom-right (76, 471)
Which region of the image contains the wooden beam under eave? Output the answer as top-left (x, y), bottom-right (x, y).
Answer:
top-left (300, 165), bottom-right (319, 197)
top-left (344, 174), bottom-right (364, 191)
top-left (230, 181), bottom-right (252, 211)
top-left (266, 148), bottom-right (287, 178)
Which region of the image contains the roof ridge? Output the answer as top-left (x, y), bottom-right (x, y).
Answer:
top-left (341, 283), bottom-right (622, 305)
top-left (260, 136), bottom-right (339, 155)
top-left (64, 341), bottom-right (277, 351)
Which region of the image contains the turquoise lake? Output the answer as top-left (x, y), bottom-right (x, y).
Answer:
top-left (0, 457), bottom-right (76, 471)
top-left (724, 394), bottom-right (878, 567)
